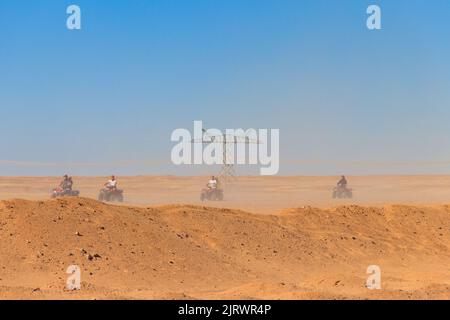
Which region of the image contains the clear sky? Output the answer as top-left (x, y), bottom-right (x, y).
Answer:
top-left (1, 0), bottom-right (450, 176)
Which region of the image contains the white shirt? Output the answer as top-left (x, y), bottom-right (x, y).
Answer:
top-left (107, 180), bottom-right (117, 188)
top-left (208, 179), bottom-right (217, 188)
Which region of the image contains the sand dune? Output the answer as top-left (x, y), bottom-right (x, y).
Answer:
top-left (1, 196), bottom-right (450, 299)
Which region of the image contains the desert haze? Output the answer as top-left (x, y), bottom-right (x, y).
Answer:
top-left (0, 175), bottom-right (450, 299)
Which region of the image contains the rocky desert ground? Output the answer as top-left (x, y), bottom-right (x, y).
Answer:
top-left (0, 175), bottom-right (450, 299)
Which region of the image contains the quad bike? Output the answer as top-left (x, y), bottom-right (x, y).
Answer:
top-left (332, 186), bottom-right (353, 199)
top-left (51, 187), bottom-right (80, 198)
top-left (200, 188), bottom-right (224, 201)
top-left (98, 188), bottom-right (124, 202)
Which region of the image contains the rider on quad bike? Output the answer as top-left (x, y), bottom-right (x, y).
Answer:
top-left (98, 175), bottom-right (124, 202)
top-left (207, 176), bottom-right (218, 189)
top-left (52, 175), bottom-right (79, 198)
top-left (60, 175), bottom-right (72, 190)
top-left (200, 176), bottom-right (224, 201)
top-left (105, 175), bottom-right (118, 191)
top-left (337, 175), bottom-right (347, 189)
top-left (332, 175), bottom-right (353, 199)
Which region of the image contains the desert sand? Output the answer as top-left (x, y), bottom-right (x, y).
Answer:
top-left (0, 176), bottom-right (450, 299)
top-left (2, 175), bottom-right (450, 212)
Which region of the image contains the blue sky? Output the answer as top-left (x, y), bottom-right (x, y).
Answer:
top-left (1, 0), bottom-right (450, 175)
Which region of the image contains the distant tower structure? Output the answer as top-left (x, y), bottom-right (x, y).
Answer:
top-left (191, 127), bottom-right (261, 184)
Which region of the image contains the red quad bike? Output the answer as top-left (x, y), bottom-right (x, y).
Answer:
top-left (51, 187), bottom-right (80, 198)
top-left (200, 187), bottom-right (224, 201)
top-left (98, 188), bottom-right (124, 203)
top-left (332, 186), bottom-right (353, 199)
